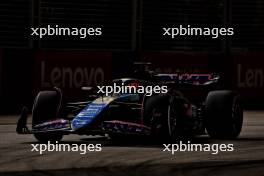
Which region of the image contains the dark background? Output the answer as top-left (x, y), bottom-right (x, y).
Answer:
top-left (0, 0), bottom-right (264, 113)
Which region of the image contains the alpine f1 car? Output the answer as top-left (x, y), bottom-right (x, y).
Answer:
top-left (17, 63), bottom-right (243, 142)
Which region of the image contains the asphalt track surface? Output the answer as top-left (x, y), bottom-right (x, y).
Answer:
top-left (0, 111), bottom-right (263, 176)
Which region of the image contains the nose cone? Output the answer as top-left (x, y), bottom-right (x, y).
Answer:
top-left (71, 103), bottom-right (108, 131)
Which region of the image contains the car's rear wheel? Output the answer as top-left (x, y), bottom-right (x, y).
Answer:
top-left (144, 94), bottom-right (187, 142)
top-left (32, 89), bottom-right (63, 142)
top-left (205, 90), bottom-right (243, 139)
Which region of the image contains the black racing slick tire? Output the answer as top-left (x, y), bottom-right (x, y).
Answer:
top-left (144, 94), bottom-right (188, 142)
top-left (205, 90), bottom-right (243, 139)
top-left (144, 94), bottom-right (170, 141)
top-left (32, 89), bottom-right (63, 142)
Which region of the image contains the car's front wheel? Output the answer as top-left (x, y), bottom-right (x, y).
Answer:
top-left (32, 89), bottom-right (64, 142)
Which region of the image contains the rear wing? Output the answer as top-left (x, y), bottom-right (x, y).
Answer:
top-left (154, 73), bottom-right (220, 86)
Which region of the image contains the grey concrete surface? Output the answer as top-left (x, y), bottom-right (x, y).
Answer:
top-left (0, 111), bottom-right (263, 176)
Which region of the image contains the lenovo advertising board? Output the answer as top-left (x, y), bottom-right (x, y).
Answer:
top-left (35, 51), bottom-right (112, 101)
top-left (233, 53), bottom-right (264, 107)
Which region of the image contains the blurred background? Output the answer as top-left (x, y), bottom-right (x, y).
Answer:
top-left (0, 0), bottom-right (263, 113)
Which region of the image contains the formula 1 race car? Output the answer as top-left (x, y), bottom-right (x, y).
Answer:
top-left (17, 63), bottom-right (243, 142)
